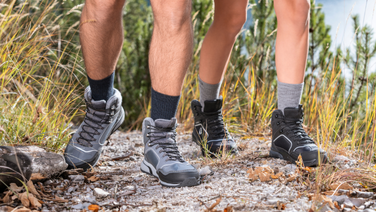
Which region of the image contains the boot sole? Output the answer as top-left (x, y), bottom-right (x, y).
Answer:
top-left (269, 147), bottom-right (327, 167)
top-left (140, 160), bottom-right (199, 188)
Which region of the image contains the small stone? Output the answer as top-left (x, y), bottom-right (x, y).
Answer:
top-left (107, 161), bottom-right (115, 166)
top-left (69, 175), bottom-right (85, 182)
top-left (266, 198), bottom-right (280, 205)
top-left (67, 186), bottom-right (76, 193)
top-left (94, 188), bottom-right (110, 198)
top-left (199, 166), bottom-right (213, 176)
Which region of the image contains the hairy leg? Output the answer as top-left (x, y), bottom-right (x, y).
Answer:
top-left (274, 0), bottom-right (310, 84)
top-left (199, 0), bottom-right (247, 85)
top-left (149, 0), bottom-right (193, 96)
top-left (80, 0), bottom-right (126, 80)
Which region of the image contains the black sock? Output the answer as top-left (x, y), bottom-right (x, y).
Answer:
top-left (151, 88), bottom-right (180, 120)
top-left (87, 71), bottom-right (115, 101)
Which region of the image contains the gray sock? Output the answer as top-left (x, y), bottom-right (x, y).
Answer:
top-left (277, 80), bottom-right (304, 114)
top-left (199, 76), bottom-right (222, 110)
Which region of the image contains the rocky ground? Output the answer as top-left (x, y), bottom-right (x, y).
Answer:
top-left (1, 129), bottom-right (376, 212)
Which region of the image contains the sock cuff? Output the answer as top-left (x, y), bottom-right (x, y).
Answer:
top-left (87, 71), bottom-right (115, 101)
top-left (87, 71), bottom-right (115, 83)
top-left (151, 88), bottom-right (180, 99)
top-left (151, 88), bottom-right (180, 120)
top-left (277, 80), bottom-right (304, 89)
top-left (198, 75), bottom-right (222, 87)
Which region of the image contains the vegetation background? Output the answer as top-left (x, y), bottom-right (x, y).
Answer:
top-left (0, 0), bottom-right (376, 187)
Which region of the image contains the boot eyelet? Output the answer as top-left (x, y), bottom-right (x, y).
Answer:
top-left (275, 114), bottom-right (278, 118)
top-left (280, 129), bottom-right (283, 133)
top-left (147, 133), bottom-right (150, 137)
top-left (147, 125), bottom-right (150, 129)
top-left (276, 122), bottom-right (280, 125)
top-left (148, 143), bottom-right (151, 147)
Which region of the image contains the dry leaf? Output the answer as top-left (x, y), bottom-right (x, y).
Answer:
top-left (223, 206), bottom-right (233, 212)
top-left (277, 202), bottom-right (286, 210)
top-left (286, 174), bottom-right (297, 182)
top-left (13, 207), bottom-right (31, 212)
top-left (27, 181), bottom-right (39, 197)
top-left (28, 193), bottom-right (42, 208)
top-left (334, 201), bottom-right (341, 210)
top-left (330, 182), bottom-right (353, 190)
top-left (53, 195), bottom-right (68, 203)
top-left (9, 183), bottom-right (23, 192)
top-left (304, 167), bottom-right (314, 173)
top-left (247, 168), bottom-right (258, 182)
top-left (205, 197), bottom-right (222, 211)
top-left (88, 204), bottom-right (100, 212)
top-left (4, 206), bottom-right (14, 212)
top-left (19, 192), bottom-right (30, 207)
top-left (321, 195), bottom-right (334, 209)
top-left (88, 176), bottom-right (99, 182)
top-left (259, 172), bottom-right (271, 182)
top-left (271, 172), bottom-right (284, 179)
top-left (3, 192), bottom-right (11, 203)
top-left (30, 173), bottom-right (46, 181)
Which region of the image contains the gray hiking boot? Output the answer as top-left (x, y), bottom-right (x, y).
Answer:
top-left (64, 86), bottom-right (125, 170)
top-left (140, 117), bottom-right (200, 187)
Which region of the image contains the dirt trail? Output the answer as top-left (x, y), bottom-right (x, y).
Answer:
top-left (43, 129), bottom-right (315, 212)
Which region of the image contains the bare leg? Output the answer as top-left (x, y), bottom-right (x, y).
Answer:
top-left (80, 0), bottom-right (126, 80)
top-left (199, 0), bottom-right (247, 85)
top-left (274, 0), bottom-right (310, 84)
top-left (149, 0), bottom-right (193, 96)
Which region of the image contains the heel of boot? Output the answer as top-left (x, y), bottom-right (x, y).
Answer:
top-left (269, 150), bottom-right (284, 159)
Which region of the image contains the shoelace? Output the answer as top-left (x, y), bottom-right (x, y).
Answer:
top-left (76, 105), bottom-right (114, 147)
top-left (283, 119), bottom-right (314, 145)
top-left (205, 110), bottom-right (229, 140)
top-left (146, 125), bottom-right (184, 162)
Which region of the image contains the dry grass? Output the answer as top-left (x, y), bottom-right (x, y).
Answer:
top-left (0, 0), bottom-right (83, 151)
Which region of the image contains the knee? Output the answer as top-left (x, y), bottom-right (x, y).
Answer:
top-left (276, 0), bottom-right (310, 26)
top-left (152, 0), bottom-right (192, 34)
top-left (214, 12), bottom-right (247, 37)
top-left (84, 0), bottom-right (126, 17)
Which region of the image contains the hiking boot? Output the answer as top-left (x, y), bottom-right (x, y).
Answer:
top-left (64, 86), bottom-right (125, 170)
top-left (270, 105), bottom-right (327, 167)
top-left (140, 117), bottom-right (200, 187)
top-left (191, 98), bottom-right (238, 157)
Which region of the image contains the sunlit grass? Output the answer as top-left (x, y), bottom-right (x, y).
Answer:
top-left (0, 0), bottom-right (83, 151)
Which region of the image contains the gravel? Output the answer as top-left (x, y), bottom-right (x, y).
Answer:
top-left (3, 129), bottom-right (375, 211)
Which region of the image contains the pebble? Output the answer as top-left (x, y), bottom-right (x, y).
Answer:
top-left (94, 188), bottom-right (110, 198)
top-left (69, 175), bottom-right (85, 182)
top-left (71, 202), bottom-right (92, 210)
top-left (199, 166), bottom-right (212, 176)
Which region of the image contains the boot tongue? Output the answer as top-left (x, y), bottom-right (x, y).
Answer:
top-left (155, 118), bottom-right (177, 128)
top-left (90, 100), bottom-right (107, 110)
top-left (283, 106), bottom-right (303, 120)
top-left (204, 99), bottom-right (222, 113)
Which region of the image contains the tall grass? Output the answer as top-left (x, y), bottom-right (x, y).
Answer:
top-left (0, 0), bottom-right (82, 151)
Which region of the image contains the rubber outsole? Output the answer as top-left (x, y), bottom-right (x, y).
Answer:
top-left (269, 147), bottom-right (327, 167)
top-left (140, 160), bottom-right (200, 188)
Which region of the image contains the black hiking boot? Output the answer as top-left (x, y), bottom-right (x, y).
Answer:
top-left (191, 98), bottom-right (238, 157)
top-left (270, 105), bottom-right (327, 167)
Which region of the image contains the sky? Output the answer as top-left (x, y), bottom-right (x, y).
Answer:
top-left (316, 0), bottom-right (376, 75)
